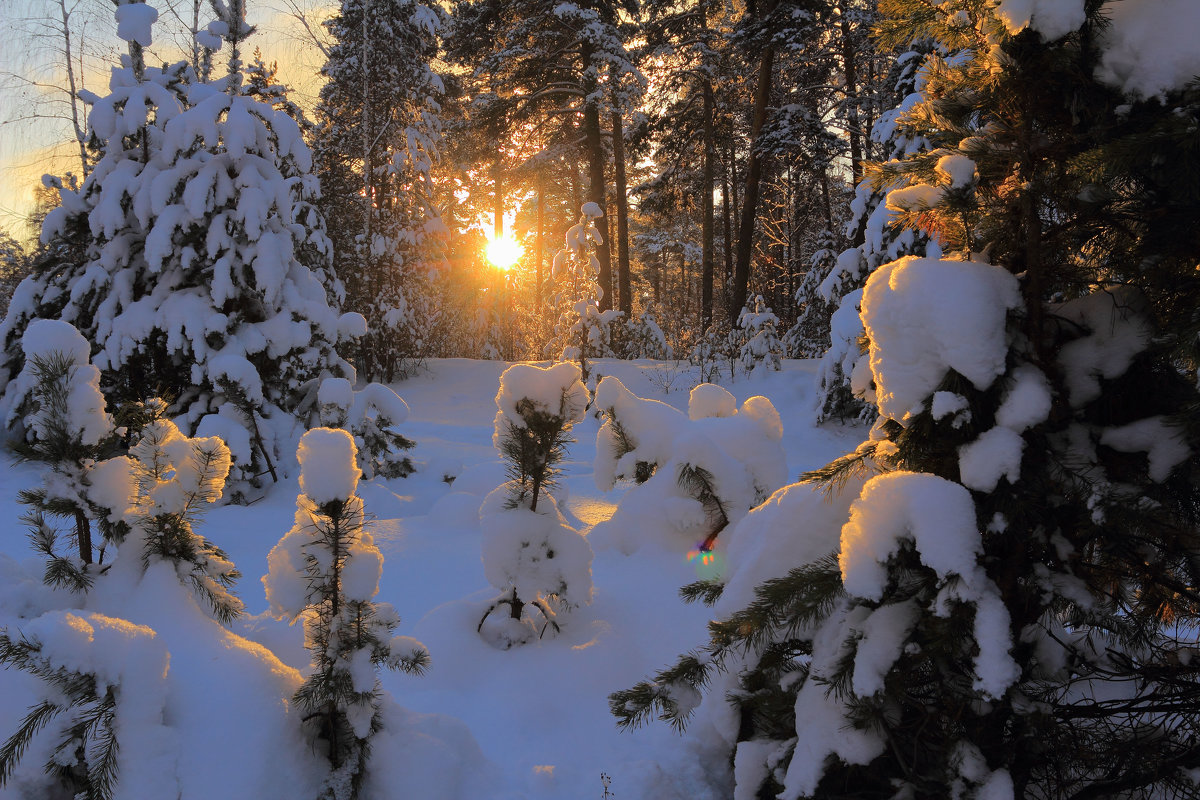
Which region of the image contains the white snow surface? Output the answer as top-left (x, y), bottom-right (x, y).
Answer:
top-left (995, 0), bottom-right (1085, 40)
top-left (0, 359), bottom-right (863, 800)
top-left (1096, 0), bottom-right (1200, 99)
top-left (862, 257), bottom-right (1021, 422)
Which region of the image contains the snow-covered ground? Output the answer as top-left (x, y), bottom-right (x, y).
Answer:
top-left (0, 358), bottom-right (863, 800)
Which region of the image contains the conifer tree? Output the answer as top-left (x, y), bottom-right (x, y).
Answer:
top-left (313, 0), bottom-right (447, 382)
top-left (478, 363), bottom-right (593, 648)
top-left (736, 295), bottom-right (783, 377)
top-left (265, 428), bottom-right (429, 799)
top-left (612, 3), bottom-right (1200, 798)
top-left (0, 0), bottom-right (356, 490)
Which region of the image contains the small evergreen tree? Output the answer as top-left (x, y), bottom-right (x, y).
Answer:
top-left (314, 378), bottom-right (416, 480)
top-left (265, 428), bottom-right (429, 800)
top-left (736, 295), bottom-right (783, 377)
top-left (478, 363), bottom-right (593, 649)
top-left (546, 203), bottom-right (608, 384)
top-left (0, 611), bottom-right (170, 800)
top-left (11, 321), bottom-right (124, 592)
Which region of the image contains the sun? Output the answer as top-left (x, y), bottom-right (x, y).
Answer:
top-left (485, 235), bottom-right (524, 270)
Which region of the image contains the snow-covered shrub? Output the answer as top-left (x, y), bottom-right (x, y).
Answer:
top-left (546, 203), bottom-right (606, 382)
top-left (264, 428), bottom-right (428, 798)
top-left (117, 417), bottom-right (240, 623)
top-left (479, 363), bottom-right (593, 648)
top-left (688, 319), bottom-right (738, 384)
top-left (619, 307), bottom-right (673, 360)
top-left (11, 321), bottom-right (125, 592)
top-left (736, 295), bottom-right (782, 377)
top-left (590, 377), bottom-right (786, 556)
top-left (0, 611), bottom-right (172, 800)
top-left (0, 1), bottom-right (357, 492)
top-left (316, 378), bottom-right (415, 480)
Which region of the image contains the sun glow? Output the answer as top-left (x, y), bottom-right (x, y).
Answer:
top-left (485, 235), bottom-right (524, 270)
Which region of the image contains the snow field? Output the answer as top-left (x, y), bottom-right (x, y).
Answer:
top-left (0, 358), bottom-right (861, 800)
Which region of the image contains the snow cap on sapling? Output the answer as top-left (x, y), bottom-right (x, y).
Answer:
top-left (298, 427), bottom-right (360, 505)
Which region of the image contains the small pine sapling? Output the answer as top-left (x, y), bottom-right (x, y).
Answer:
top-left (591, 378), bottom-right (786, 556)
top-left (316, 378), bottom-right (416, 480)
top-left (736, 295), bottom-right (783, 377)
top-left (478, 363), bottom-right (593, 648)
top-left (265, 428), bottom-right (429, 800)
top-left (0, 611), bottom-right (171, 800)
top-left (121, 417), bottom-right (242, 624)
top-left (11, 321), bottom-right (125, 592)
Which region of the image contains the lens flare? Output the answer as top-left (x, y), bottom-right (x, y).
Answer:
top-left (485, 235), bottom-right (523, 270)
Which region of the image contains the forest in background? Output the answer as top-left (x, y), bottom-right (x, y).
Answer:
top-left (0, 0), bottom-right (904, 389)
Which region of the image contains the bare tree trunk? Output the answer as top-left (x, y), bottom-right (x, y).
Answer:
top-left (701, 79), bottom-right (716, 332)
top-left (58, 0), bottom-right (89, 176)
top-left (535, 175), bottom-right (545, 313)
top-left (840, 6), bottom-right (863, 186)
top-left (731, 45), bottom-right (775, 321)
top-left (584, 94), bottom-right (612, 310)
top-left (611, 110), bottom-right (632, 316)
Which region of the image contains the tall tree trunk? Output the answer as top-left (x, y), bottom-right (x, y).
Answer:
top-left (535, 176), bottom-right (545, 313)
top-left (731, 45), bottom-right (775, 321)
top-left (722, 155), bottom-right (734, 316)
top-left (584, 96), bottom-right (612, 310)
top-left (840, 7), bottom-right (863, 186)
top-left (492, 125), bottom-right (504, 239)
top-left (611, 110), bottom-right (632, 316)
top-left (701, 79), bottom-right (716, 333)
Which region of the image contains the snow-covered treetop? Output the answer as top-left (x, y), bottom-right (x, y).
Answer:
top-left (297, 427), bottom-right (360, 505)
top-left (494, 362), bottom-right (588, 440)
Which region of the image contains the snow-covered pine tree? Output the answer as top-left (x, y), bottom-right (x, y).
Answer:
top-left (12, 321), bottom-right (124, 592)
top-left (478, 363), bottom-right (593, 649)
top-left (547, 203), bottom-right (612, 384)
top-left (591, 378), bottom-right (786, 557)
top-left (810, 44), bottom-right (932, 422)
top-left (612, 2), bottom-right (1200, 797)
top-left (315, 378), bottom-right (415, 480)
top-left (0, 611), bottom-right (171, 800)
top-left (265, 428), bottom-right (429, 799)
top-left (736, 295), bottom-right (782, 377)
top-left (0, 0), bottom-right (357, 491)
top-left (313, 0), bottom-right (447, 382)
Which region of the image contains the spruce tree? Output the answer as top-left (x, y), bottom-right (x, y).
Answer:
top-left (612, 2), bottom-right (1200, 798)
top-left (0, 0), bottom-right (356, 490)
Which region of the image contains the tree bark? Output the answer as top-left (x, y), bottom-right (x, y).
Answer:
top-left (535, 176), bottom-right (545, 313)
top-left (731, 44), bottom-right (775, 321)
top-left (611, 110), bottom-right (632, 316)
top-left (840, 7), bottom-right (863, 186)
top-left (701, 79), bottom-right (716, 332)
top-left (584, 97), bottom-right (612, 310)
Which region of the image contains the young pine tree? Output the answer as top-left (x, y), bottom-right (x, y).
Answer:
top-left (478, 363), bottom-right (593, 649)
top-left (265, 428), bottom-right (429, 800)
top-left (11, 320), bottom-right (125, 592)
top-left (613, 3), bottom-right (1200, 798)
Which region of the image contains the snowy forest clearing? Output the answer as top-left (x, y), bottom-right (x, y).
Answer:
top-left (0, 358), bottom-right (858, 800)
